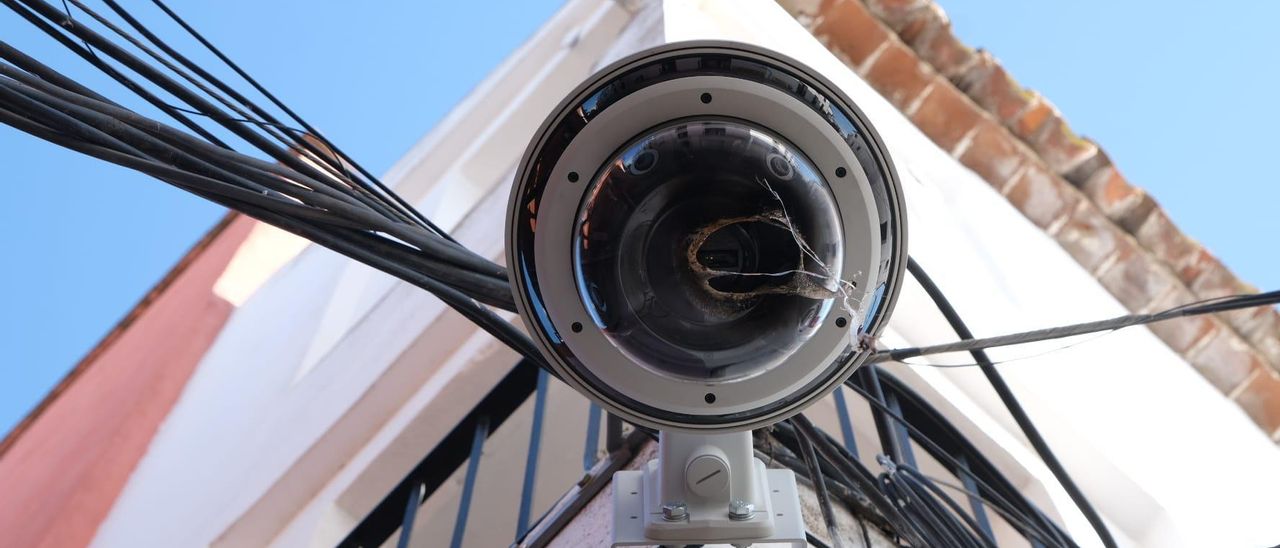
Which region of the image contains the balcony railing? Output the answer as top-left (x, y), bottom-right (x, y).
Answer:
top-left (340, 360), bottom-right (1073, 547)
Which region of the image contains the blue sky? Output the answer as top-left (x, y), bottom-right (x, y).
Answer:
top-left (2, 1), bottom-right (1277, 437)
top-left (0, 0), bottom-right (564, 436)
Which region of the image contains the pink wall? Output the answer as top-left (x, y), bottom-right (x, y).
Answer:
top-left (0, 214), bottom-right (255, 548)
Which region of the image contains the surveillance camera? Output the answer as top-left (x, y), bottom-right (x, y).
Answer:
top-left (507, 41), bottom-right (906, 545)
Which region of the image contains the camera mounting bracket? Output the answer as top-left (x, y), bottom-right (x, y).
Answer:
top-left (611, 431), bottom-right (806, 546)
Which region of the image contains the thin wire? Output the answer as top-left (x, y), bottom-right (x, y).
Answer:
top-left (872, 289), bottom-right (1280, 364)
top-left (58, 0), bottom-right (98, 61)
top-left (893, 330), bottom-right (1117, 368)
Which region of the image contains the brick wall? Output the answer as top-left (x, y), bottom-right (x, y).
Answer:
top-left (778, 0), bottom-right (1280, 440)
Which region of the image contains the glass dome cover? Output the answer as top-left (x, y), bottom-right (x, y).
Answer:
top-left (574, 119), bottom-right (846, 382)
top-left (506, 41), bottom-right (907, 431)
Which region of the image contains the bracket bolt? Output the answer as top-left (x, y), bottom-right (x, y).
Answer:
top-left (661, 502), bottom-right (688, 521)
top-left (728, 499), bottom-right (755, 521)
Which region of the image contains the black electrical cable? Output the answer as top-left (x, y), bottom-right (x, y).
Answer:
top-left (900, 464), bottom-right (1068, 547)
top-left (898, 469), bottom-right (984, 548)
top-left (791, 414), bottom-right (928, 547)
top-left (0, 57), bottom-right (506, 284)
top-left (794, 416), bottom-right (844, 548)
top-left (87, 0), bottom-right (358, 183)
top-left (2, 46), bottom-right (521, 365)
top-left (71, 4), bottom-right (421, 235)
top-left (63, 0), bottom-right (351, 187)
top-left (22, 1), bottom-right (496, 274)
top-left (806, 531), bottom-right (833, 548)
top-left (0, 0), bottom-right (226, 145)
top-left (881, 467), bottom-right (972, 548)
top-left (0, 94), bottom-right (520, 314)
top-left (842, 377), bottom-right (1072, 547)
top-left (756, 426), bottom-right (901, 540)
top-left (10, 0), bottom-right (415, 228)
top-left (895, 465), bottom-right (995, 547)
top-left (904, 257), bottom-right (1117, 548)
top-left (790, 409), bottom-right (1017, 548)
top-left (0, 4), bottom-right (530, 377)
top-left (143, 0), bottom-right (454, 243)
top-left (804, 430), bottom-right (871, 548)
top-left (0, 40), bottom-right (109, 103)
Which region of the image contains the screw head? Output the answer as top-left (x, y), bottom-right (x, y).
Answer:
top-left (661, 502), bottom-right (688, 521)
top-left (728, 499), bottom-right (755, 521)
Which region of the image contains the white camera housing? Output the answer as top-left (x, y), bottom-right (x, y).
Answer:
top-left (507, 41), bottom-right (905, 545)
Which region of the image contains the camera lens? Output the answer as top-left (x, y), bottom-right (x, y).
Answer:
top-left (573, 119), bottom-right (844, 382)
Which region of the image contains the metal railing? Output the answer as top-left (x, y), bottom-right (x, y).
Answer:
top-left (341, 360), bottom-right (1070, 547)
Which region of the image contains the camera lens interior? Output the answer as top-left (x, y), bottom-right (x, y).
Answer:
top-left (574, 119), bottom-right (845, 382)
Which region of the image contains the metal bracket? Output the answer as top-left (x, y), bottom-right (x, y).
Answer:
top-left (611, 463), bottom-right (806, 546)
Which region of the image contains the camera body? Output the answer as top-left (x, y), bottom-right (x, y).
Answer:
top-left (507, 41), bottom-right (906, 544)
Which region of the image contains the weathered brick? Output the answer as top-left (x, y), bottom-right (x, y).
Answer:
top-left (1009, 93), bottom-right (1055, 143)
top-left (813, 0), bottom-right (892, 69)
top-left (908, 77), bottom-right (986, 151)
top-left (895, 3), bottom-right (948, 47)
top-left (1025, 115), bottom-right (1098, 176)
top-left (1232, 307), bottom-right (1280, 371)
top-left (1233, 368), bottom-right (1280, 436)
top-left (1080, 166), bottom-right (1156, 232)
top-left (1239, 306), bottom-right (1279, 340)
top-left (913, 24), bottom-right (976, 80)
top-left (1144, 286), bottom-right (1219, 354)
top-left (1187, 252), bottom-right (1259, 331)
top-left (1249, 322), bottom-right (1280, 373)
top-left (1177, 248), bottom-right (1217, 287)
top-left (1135, 207), bottom-right (1200, 274)
top-left (1062, 139), bottom-right (1111, 187)
top-left (862, 41), bottom-right (934, 109)
top-left (1051, 199), bottom-right (1133, 273)
top-left (958, 52), bottom-right (1036, 127)
top-left (1188, 328), bottom-right (1264, 395)
top-left (1001, 162), bottom-right (1080, 229)
top-left (863, 0), bottom-right (932, 33)
top-left (956, 120), bottom-right (1031, 187)
top-left (1095, 245), bottom-right (1179, 312)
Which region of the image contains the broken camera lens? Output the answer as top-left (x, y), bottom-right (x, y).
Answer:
top-left (573, 119), bottom-right (845, 382)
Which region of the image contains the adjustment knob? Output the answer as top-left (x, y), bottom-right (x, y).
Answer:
top-left (686, 454), bottom-right (730, 498)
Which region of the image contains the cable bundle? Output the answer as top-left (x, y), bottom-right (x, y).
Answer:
top-left (0, 0), bottom-right (550, 370)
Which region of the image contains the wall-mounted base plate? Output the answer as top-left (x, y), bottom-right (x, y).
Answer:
top-left (611, 464), bottom-right (806, 547)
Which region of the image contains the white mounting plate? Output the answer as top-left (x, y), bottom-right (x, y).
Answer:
top-left (611, 467), bottom-right (807, 547)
